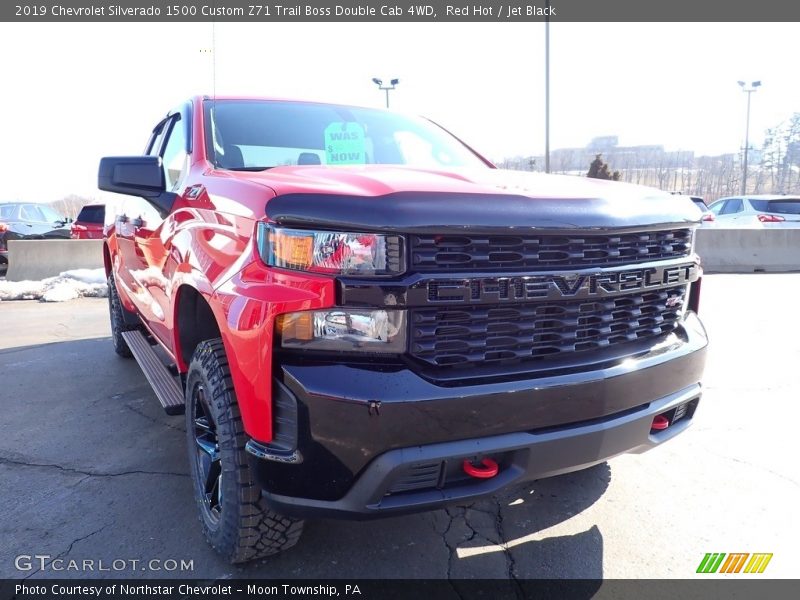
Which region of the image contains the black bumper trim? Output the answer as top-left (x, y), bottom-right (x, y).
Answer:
top-left (248, 312), bottom-right (706, 505)
top-left (258, 384), bottom-right (700, 519)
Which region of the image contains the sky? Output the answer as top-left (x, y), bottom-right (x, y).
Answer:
top-left (0, 21), bottom-right (797, 203)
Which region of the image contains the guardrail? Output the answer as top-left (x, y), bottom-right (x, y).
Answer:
top-left (695, 227), bottom-right (800, 273)
top-left (6, 239), bottom-right (104, 281)
top-left (4, 230), bottom-right (797, 281)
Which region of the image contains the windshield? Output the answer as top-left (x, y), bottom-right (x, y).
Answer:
top-left (204, 100), bottom-right (488, 170)
top-left (0, 204), bottom-right (19, 220)
top-left (749, 199), bottom-right (800, 215)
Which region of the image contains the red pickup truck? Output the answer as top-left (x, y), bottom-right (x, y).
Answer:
top-left (98, 96), bottom-right (707, 563)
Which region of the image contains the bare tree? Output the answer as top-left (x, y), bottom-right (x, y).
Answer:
top-left (49, 194), bottom-right (97, 219)
top-left (587, 154), bottom-right (621, 181)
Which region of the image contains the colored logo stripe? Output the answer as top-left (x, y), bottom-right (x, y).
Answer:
top-left (697, 552), bottom-right (773, 574)
top-left (744, 553), bottom-right (773, 573)
top-left (719, 553), bottom-right (749, 573)
top-left (697, 553), bottom-right (726, 573)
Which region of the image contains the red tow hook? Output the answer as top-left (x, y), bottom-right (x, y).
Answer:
top-left (651, 415), bottom-right (670, 431)
top-left (463, 458), bottom-right (499, 479)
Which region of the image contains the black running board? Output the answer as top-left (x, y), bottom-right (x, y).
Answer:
top-left (121, 330), bottom-right (185, 415)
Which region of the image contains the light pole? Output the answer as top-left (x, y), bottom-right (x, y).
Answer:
top-left (738, 80), bottom-right (761, 195)
top-left (372, 77), bottom-right (399, 108)
top-left (544, 11), bottom-right (550, 173)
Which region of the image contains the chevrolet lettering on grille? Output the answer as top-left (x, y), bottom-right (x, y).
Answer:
top-left (425, 262), bottom-right (698, 304)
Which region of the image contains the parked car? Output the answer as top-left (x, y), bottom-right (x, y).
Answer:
top-left (669, 192), bottom-right (714, 225)
top-left (689, 196), bottom-right (715, 225)
top-left (708, 195), bottom-right (800, 226)
top-left (71, 204), bottom-right (105, 239)
top-left (0, 202), bottom-right (71, 271)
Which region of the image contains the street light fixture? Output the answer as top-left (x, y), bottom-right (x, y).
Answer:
top-left (372, 77), bottom-right (400, 108)
top-left (738, 80), bottom-right (762, 195)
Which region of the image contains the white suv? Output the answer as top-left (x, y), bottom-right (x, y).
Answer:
top-left (708, 195), bottom-right (800, 227)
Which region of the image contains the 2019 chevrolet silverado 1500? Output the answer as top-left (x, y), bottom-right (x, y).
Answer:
top-left (98, 96), bottom-right (707, 563)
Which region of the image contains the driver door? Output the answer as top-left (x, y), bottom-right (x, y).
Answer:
top-left (117, 114), bottom-right (190, 348)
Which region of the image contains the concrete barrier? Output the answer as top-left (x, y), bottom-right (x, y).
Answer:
top-left (5, 231), bottom-right (796, 280)
top-left (695, 227), bottom-right (800, 273)
top-left (6, 239), bottom-right (104, 281)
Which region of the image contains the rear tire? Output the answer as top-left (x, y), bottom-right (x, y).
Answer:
top-left (107, 273), bottom-right (137, 358)
top-left (185, 339), bottom-right (304, 563)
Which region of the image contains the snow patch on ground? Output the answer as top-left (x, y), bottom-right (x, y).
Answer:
top-left (0, 269), bottom-right (107, 302)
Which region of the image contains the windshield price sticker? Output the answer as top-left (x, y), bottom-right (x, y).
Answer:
top-left (324, 122), bottom-right (367, 165)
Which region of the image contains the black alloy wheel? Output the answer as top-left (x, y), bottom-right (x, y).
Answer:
top-left (191, 383), bottom-right (222, 522)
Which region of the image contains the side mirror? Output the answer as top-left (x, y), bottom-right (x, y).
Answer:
top-left (98, 156), bottom-right (165, 198)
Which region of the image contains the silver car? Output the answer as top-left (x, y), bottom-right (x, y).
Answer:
top-left (708, 195), bottom-right (800, 227)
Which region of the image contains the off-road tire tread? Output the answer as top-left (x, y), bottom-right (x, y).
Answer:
top-left (187, 339), bottom-right (304, 563)
top-left (107, 273), bottom-right (137, 358)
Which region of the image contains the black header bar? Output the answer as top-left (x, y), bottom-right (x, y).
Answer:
top-left (3, 0), bottom-right (799, 22)
top-left (2, 579), bottom-right (800, 600)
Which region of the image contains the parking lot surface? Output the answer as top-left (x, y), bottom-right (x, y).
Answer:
top-left (1, 274), bottom-right (798, 579)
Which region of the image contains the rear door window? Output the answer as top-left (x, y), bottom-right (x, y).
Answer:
top-left (749, 199), bottom-right (800, 215)
top-left (77, 205), bottom-right (105, 224)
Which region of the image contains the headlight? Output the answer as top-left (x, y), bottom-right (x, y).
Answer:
top-left (277, 309), bottom-right (406, 353)
top-left (257, 224), bottom-right (404, 276)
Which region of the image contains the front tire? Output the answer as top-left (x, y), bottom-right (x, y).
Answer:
top-left (185, 339), bottom-right (304, 563)
top-left (107, 273), bottom-right (137, 358)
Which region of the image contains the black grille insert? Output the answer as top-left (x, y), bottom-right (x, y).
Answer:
top-left (410, 286), bottom-right (686, 368)
top-left (411, 229), bottom-right (692, 272)
top-left (386, 462), bottom-right (443, 494)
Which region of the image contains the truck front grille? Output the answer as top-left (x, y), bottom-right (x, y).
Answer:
top-left (410, 229), bottom-right (692, 272)
top-left (409, 286), bottom-right (686, 368)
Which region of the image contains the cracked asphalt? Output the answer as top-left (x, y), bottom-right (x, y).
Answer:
top-left (1, 273), bottom-right (799, 580)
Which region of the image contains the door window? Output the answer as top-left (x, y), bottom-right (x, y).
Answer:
top-left (146, 120), bottom-right (169, 156)
top-left (39, 205), bottom-right (64, 223)
top-left (720, 199), bottom-right (743, 215)
top-left (20, 205), bottom-right (45, 222)
top-left (161, 117), bottom-right (189, 191)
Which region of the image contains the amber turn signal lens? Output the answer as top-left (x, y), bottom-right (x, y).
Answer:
top-left (276, 313), bottom-right (314, 341)
top-left (272, 232), bottom-right (314, 269)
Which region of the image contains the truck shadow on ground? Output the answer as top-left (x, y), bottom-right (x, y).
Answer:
top-left (239, 463), bottom-right (609, 581)
top-left (1, 336), bottom-right (607, 584)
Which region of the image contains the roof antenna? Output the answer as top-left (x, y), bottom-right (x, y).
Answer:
top-left (211, 18), bottom-right (216, 102)
top-left (210, 15), bottom-right (218, 166)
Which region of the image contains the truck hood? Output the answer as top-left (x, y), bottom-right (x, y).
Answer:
top-left (233, 165), bottom-right (703, 232)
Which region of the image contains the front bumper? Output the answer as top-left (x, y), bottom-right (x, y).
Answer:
top-left (256, 384), bottom-right (699, 519)
top-left (247, 312), bottom-right (707, 518)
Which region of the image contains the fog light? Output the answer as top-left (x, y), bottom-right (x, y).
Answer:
top-left (277, 309), bottom-right (406, 353)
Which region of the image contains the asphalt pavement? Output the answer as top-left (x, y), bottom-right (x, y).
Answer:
top-left (1, 274), bottom-right (798, 580)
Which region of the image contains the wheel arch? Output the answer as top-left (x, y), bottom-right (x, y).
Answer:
top-left (102, 243), bottom-right (112, 276)
top-left (173, 284), bottom-right (223, 372)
